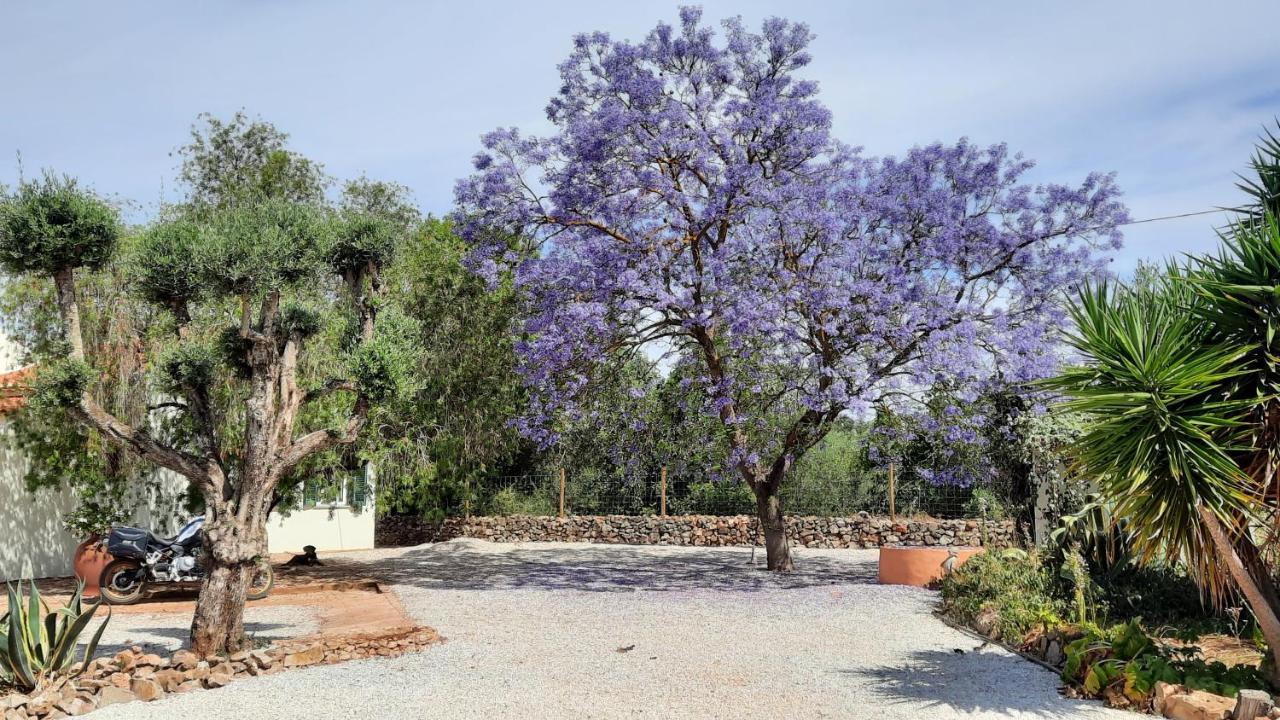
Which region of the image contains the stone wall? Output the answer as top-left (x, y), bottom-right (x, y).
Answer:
top-left (377, 513), bottom-right (1016, 549)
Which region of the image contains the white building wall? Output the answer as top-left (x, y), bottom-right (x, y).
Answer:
top-left (266, 506), bottom-right (375, 554)
top-left (0, 333), bottom-right (20, 373)
top-left (0, 426), bottom-right (81, 581)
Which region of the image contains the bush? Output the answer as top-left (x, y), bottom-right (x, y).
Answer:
top-left (670, 481), bottom-right (754, 515)
top-left (1062, 619), bottom-right (1271, 703)
top-left (489, 487), bottom-right (556, 516)
top-left (940, 549), bottom-right (1061, 642)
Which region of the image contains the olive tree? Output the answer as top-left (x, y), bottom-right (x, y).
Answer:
top-left (0, 170), bottom-right (417, 656)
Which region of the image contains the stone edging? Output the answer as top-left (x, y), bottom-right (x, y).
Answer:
top-left (0, 627), bottom-right (441, 718)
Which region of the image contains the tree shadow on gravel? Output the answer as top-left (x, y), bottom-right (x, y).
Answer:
top-left (372, 541), bottom-right (879, 593)
top-left (838, 648), bottom-right (1112, 718)
top-left (97, 622), bottom-right (298, 657)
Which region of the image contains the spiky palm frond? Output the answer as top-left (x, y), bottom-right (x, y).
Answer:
top-left (1045, 279), bottom-right (1261, 591)
top-left (1236, 122), bottom-right (1280, 221)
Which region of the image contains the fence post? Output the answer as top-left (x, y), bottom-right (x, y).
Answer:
top-left (888, 462), bottom-right (897, 521)
top-left (559, 467), bottom-right (566, 518)
top-left (660, 465), bottom-right (668, 517)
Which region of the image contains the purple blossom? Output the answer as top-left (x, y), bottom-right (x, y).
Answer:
top-left (453, 10), bottom-right (1127, 485)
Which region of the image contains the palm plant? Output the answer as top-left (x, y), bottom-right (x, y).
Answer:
top-left (1050, 126), bottom-right (1280, 682)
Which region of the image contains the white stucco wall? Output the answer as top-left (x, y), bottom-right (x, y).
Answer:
top-left (0, 333), bottom-right (20, 373)
top-left (266, 505), bottom-right (375, 554)
top-left (0, 426), bottom-right (82, 581)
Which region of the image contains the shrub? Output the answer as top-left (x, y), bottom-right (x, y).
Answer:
top-left (940, 549), bottom-right (1062, 642)
top-left (1062, 619), bottom-right (1271, 703)
top-left (671, 481), bottom-right (754, 515)
top-left (489, 487), bottom-right (556, 516)
top-left (0, 581), bottom-right (110, 692)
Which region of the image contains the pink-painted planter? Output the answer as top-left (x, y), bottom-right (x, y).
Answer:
top-left (73, 537), bottom-right (114, 599)
top-left (878, 546), bottom-right (983, 587)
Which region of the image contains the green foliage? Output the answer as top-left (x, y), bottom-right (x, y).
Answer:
top-left (671, 481), bottom-right (755, 515)
top-left (963, 487), bottom-right (1008, 521)
top-left (1047, 275), bottom-right (1258, 582)
top-left (782, 424), bottom-right (883, 515)
top-left (157, 342), bottom-right (217, 395)
top-left (327, 179), bottom-right (418, 276)
top-left (177, 111), bottom-right (328, 211)
top-left (202, 199), bottom-right (333, 295)
top-left (1, 257), bottom-right (161, 538)
top-left (489, 487), bottom-right (556, 516)
top-left (350, 307), bottom-right (420, 403)
top-left (940, 550), bottom-right (1062, 642)
top-left (0, 581), bottom-right (110, 692)
top-left (130, 218), bottom-right (205, 306)
top-left (328, 214), bottom-right (401, 275)
top-left (280, 301), bottom-right (324, 339)
top-left (29, 358), bottom-right (94, 409)
top-left (1062, 619), bottom-right (1270, 702)
top-left (0, 172), bottom-right (120, 275)
top-left (374, 219), bottom-right (531, 515)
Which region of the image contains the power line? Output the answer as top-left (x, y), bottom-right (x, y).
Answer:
top-left (1113, 207), bottom-right (1236, 228)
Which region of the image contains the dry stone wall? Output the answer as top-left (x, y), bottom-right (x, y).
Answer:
top-left (377, 513), bottom-right (1016, 549)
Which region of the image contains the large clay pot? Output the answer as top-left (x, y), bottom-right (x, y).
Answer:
top-left (878, 546), bottom-right (983, 587)
top-left (73, 537), bottom-right (114, 599)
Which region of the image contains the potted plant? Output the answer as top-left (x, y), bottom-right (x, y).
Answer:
top-left (67, 494), bottom-right (129, 599)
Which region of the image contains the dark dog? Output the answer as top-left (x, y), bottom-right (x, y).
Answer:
top-left (284, 545), bottom-right (324, 566)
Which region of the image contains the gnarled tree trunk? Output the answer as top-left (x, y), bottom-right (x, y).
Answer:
top-left (50, 268), bottom-right (377, 659)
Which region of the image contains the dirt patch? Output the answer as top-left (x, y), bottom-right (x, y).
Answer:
top-left (1159, 633), bottom-right (1265, 668)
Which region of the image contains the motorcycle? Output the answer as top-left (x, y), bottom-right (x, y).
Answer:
top-left (99, 517), bottom-right (274, 605)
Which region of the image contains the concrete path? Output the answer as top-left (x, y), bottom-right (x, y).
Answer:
top-left (92, 540), bottom-right (1130, 719)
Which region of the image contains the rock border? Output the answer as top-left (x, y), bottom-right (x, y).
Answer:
top-left (0, 626), bottom-right (440, 719)
top-left (377, 513), bottom-right (1017, 549)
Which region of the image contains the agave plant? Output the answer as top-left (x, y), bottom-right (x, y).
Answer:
top-left (0, 580), bottom-right (111, 692)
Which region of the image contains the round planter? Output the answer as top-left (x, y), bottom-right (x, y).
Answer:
top-left (73, 537), bottom-right (114, 599)
top-left (878, 545), bottom-right (983, 587)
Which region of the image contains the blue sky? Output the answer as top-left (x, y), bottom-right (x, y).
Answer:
top-left (2, 0), bottom-right (1278, 273)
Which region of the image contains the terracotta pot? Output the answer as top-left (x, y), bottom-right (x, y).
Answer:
top-left (73, 537), bottom-right (114, 598)
top-left (878, 545), bottom-right (983, 587)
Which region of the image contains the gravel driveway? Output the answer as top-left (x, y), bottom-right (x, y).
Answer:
top-left (92, 539), bottom-right (1128, 719)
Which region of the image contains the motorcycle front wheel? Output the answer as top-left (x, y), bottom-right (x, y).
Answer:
top-left (247, 557), bottom-right (274, 600)
top-left (100, 558), bottom-right (147, 605)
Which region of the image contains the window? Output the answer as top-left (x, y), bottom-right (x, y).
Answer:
top-left (301, 465), bottom-right (371, 510)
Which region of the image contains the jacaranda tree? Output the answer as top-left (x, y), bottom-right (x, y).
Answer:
top-left (0, 141), bottom-right (418, 654)
top-left (455, 9), bottom-right (1128, 569)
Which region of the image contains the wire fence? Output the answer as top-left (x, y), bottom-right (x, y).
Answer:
top-left (442, 465), bottom-right (1021, 521)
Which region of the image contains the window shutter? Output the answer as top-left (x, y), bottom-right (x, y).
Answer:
top-left (351, 469), bottom-right (369, 508)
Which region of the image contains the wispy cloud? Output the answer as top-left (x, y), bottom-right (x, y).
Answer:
top-left (1, 0), bottom-right (1277, 271)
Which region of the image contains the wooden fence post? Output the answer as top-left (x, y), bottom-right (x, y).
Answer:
top-left (559, 467), bottom-right (566, 518)
top-left (660, 465), bottom-right (668, 517)
top-left (888, 462), bottom-right (897, 521)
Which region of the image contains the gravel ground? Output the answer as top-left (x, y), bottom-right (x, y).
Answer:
top-left (94, 605), bottom-right (319, 658)
top-left (92, 540), bottom-right (1130, 719)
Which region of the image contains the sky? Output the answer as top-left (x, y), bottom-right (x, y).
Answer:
top-left (2, 0), bottom-right (1278, 274)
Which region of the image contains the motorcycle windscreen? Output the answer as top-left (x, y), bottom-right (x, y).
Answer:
top-left (173, 516), bottom-right (205, 544)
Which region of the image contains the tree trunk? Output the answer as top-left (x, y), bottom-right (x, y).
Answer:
top-left (189, 511), bottom-right (265, 657)
top-left (1198, 506), bottom-right (1280, 685)
top-left (190, 558), bottom-right (250, 657)
top-left (755, 485), bottom-right (793, 571)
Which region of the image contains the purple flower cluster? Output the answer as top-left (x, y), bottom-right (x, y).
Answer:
top-left (453, 9), bottom-right (1127, 484)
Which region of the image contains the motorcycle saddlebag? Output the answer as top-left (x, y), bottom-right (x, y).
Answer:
top-left (107, 527), bottom-right (149, 559)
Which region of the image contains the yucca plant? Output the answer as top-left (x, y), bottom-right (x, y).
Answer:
top-left (1048, 125), bottom-right (1280, 684)
top-left (0, 580), bottom-right (111, 692)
